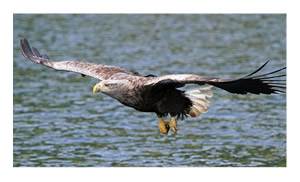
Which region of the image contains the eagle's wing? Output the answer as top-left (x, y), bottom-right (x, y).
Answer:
top-left (145, 61), bottom-right (286, 95)
top-left (20, 38), bottom-right (131, 80)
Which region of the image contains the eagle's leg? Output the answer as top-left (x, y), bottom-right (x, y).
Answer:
top-left (158, 117), bottom-right (170, 135)
top-left (169, 116), bottom-right (178, 133)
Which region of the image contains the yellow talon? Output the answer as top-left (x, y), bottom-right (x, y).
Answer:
top-left (158, 117), bottom-right (170, 135)
top-left (169, 117), bottom-right (178, 133)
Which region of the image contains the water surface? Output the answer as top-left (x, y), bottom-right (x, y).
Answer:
top-left (13, 14), bottom-right (286, 167)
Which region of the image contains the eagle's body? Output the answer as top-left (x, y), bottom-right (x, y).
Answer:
top-left (91, 73), bottom-right (198, 119)
top-left (20, 38), bottom-right (286, 135)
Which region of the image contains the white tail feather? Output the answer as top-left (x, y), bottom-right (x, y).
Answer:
top-left (185, 86), bottom-right (213, 117)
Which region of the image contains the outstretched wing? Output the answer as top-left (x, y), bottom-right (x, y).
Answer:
top-left (20, 38), bottom-right (131, 80)
top-left (145, 61), bottom-right (286, 95)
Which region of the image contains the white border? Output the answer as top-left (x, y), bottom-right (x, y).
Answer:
top-left (3, 0), bottom-right (299, 182)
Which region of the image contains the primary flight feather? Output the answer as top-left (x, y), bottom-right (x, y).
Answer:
top-left (20, 38), bottom-right (286, 135)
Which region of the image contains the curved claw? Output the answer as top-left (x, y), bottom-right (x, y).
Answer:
top-left (158, 118), bottom-right (170, 135)
top-left (169, 117), bottom-right (178, 133)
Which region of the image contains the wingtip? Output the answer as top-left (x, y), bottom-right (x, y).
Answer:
top-left (20, 38), bottom-right (28, 47)
top-left (20, 38), bottom-right (34, 59)
top-left (20, 38), bottom-right (28, 59)
top-left (243, 60), bottom-right (271, 78)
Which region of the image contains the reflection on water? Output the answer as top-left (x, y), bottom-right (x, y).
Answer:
top-left (13, 14), bottom-right (286, 167)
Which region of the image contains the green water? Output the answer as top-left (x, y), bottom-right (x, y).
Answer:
top-left (13, 14), bottom-right (286, 167)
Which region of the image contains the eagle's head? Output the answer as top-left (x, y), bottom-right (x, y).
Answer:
top-left (93, 80), bottom-right (119, 93)
top-left (93, 80), bottom-right (134, 97)
top-left (93, 79), bottom-right (143, 106)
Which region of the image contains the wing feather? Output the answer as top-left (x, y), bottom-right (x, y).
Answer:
top-left (145, 61), bottom-right (286, 95)
top-left (20, 38), bottom-right (130, 80)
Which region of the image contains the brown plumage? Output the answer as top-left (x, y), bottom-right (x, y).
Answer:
top-left (20, 38), bottom-right (286, 134)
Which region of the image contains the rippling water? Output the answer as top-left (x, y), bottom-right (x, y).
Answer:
top-left (13, 14), bottom-right (286, 167)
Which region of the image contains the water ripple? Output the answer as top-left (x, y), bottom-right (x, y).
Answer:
top-left (14, 14), bottom-right (286, 167)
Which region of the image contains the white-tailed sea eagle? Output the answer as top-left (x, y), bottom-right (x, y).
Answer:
top-left (20, 38), bottom-right (286, 135)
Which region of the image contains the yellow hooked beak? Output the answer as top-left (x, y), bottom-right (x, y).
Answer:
top-left (93, 83), bottom-right (101, 94)
top-left (93, 83), bottom-right (108, 94)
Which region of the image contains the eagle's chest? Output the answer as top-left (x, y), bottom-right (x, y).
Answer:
top-left (129, 87), bottom-right (192, 115)
top-left (106, 87), bottom-right (145, 108)
top-left (114, 87), bottom-right (155, 112)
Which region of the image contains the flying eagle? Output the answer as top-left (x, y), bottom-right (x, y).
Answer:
top-left (20, 38), bottom-right (286, 135)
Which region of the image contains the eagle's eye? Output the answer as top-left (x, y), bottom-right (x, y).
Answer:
top-left (105, 83), bottom-right (117, 87)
